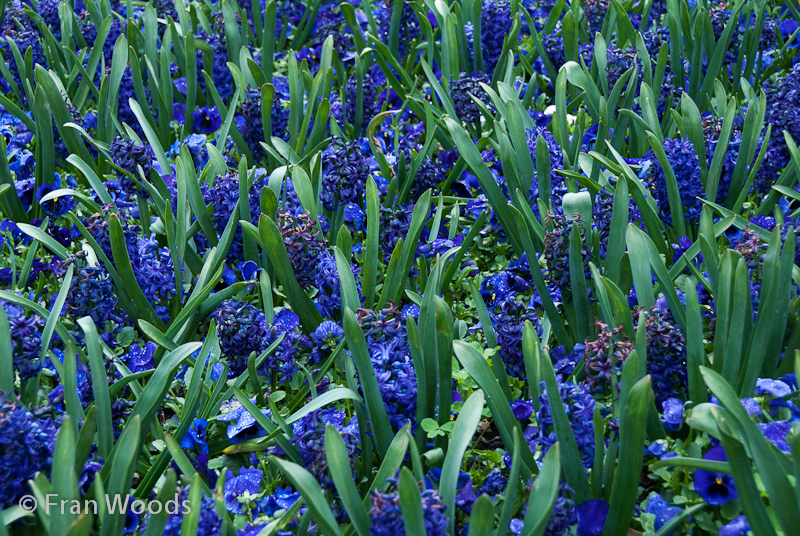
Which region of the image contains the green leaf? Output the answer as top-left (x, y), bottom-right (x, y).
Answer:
top-left (101, 416), bottom-right (141, 536)
top-left (441, 390), bottom-right (484, 535)
top-left (682, 280), bottom-right (708, 404)
top-left (536, 340), bottom-right (591, 502)
top-left (16, 223), bottom-right (69, 259)
top-left (246, 215), bottom-right (322, 333)
top-left (343, 308), bottom-right (393, 456)
top-left (78, 317), bottom-right (113, 460)
top-left (604, 376), bottom-right (653, 536)
top-left (0, 308), bottom-right (13, 394)
top-left (125, 342), bottom-right (202, 448)
top-left (626, 225), bottom-right (655, 308)
top-left (108, 214), bottom-right (165, 329)
top-left (271, 457), bottom-right (343, 536)
top-left (325, 426), bottom-right (370, 536)
top-left (334, 246), bottom-right (360, 312)
top-left (711, 405), bottom-right (777, 536)
top-left (453, 340), bottom-right (536, 476)
top-left (398, 467), bottom-right (427, 536)
top-left (467, 495), bottom-right (495, 536)
top-left (40, 264), bottom-right (73, 363)
top-left (521, 443), bottom-right (562, 536)
top-left (568, 222), bottom-right (592, 343)
top-left (445, 117), bottom-right (521, 252)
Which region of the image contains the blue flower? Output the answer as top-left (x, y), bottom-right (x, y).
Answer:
top-left (141, 487), bottom-right (222, 536)
top-left (214, 300), bottom-right (267, 377)
top-left (358, 306), bottom-right (418, 429)
top-left (259, 486), bottom-right (301, 517)
top-left (321, 138), bottom-right (368, 211)
top-left (0, 391), bottom-right (59, 508)
top-left (2, 301), bottom-right (45, 381)
top-left (645, 493), bottom-right (682, 536)
top-left (492, 298), bottom-right (540, 378)
top-left (576, 499), bottom-right (609, 536)
top-left (125, 342), bottom-right (156, 373)
top-left (311, 320), bottom-right (344, 363)
top-left (292, 408), bottom-right (358, 490)
top-left (344, 74), bottom-right (378, 130)
top-left (541, 482), bottom-right (576, 536)
top-left (758, 421), bottom-right (792, 452)
top-left (755, 378), bottom-right (792, 397)
top-left (694, 446), bottom-right (737, 505)
top-left (510, 399), bottom-right (534, 421)
top-left (193, 105), bottom-right (222, 134)
top-left (35, 181), bottom-right (74, 217)
top-left (480, 0), bottom-right (512, 73)
top-left (477, 469), bottom-right (507, 497)
top-left (180, 419), bottom-right (209, 454)
top-left (515, 381), bottom-right (595, 469)
top-left (455, 479), bottom-right (477, 513)
top-left (224, 467), bottom-right (263, 515)
top-left (645, 137), bottom-right (706, 223)
top-left (370, 484), bottom-right (448, 536)
top-left (218, 400), bottom-right (270, 443)
top-left (638, 308), bottom-right (688, 406)
top-left (719, 515), bottom-right (750, 536)
top-left (450, 71), bottom-right (493, 124)
top-left (63, 262), bottom-right (126, 329)
top-left (661, 397), bottom-right (684, 431)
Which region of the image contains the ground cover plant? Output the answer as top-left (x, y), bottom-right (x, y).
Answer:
top-left (1, 0), bottom-right (800, 533)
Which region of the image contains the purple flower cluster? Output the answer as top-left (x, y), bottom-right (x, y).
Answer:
top-left (292, 408), bottom-right (358, 490)
top-left (2, 301), bottom-right (44, 381)
top-left (516, 379), bottom-right (595, 469)
top-left (369, 483), bottom-right (448, 536)
top-left (0, 391), bottom-right (58, 508)
top-left (645, 137), bottom-right (706, 224)
top-left (543, 213), bottom-right (592, 293)
top-left (357, 305), bottom-right (418, 429)
top-left (278, 211), bottom-right (326, 289)
top-left (450, 71), bottom-right (493, 124)
top-left (214, 300), bottom-right (268, 376)
top-left (638, 307), bottom-right (688, 407)
top-left (481, 0), bottom-right (512, 73)
top-left (492, 298), bottom-right (540, 378)
top-left (321, 138), bottom-right (369, 211)
top-left (582, 320), bottom-right (634, 393)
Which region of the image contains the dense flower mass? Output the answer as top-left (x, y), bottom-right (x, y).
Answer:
top-left (215, 300), bottom-right (267, 376)
top-left (450, 71), bottom-right (493, 124)
top-left (646, 137), bottom-right (707, 224)
top-left (1, 0), bottom-right (799, 534)
top-left (0, 392), bottom-right (58, 508)
top-left (370, 481), bottom-right (449, 536)
top-left (321, 138), bottom-right (369, 210)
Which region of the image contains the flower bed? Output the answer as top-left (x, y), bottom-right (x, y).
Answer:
top-left (0, 0), bottom-right (799, 534)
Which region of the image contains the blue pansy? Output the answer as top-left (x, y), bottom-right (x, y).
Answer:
top-left (218, 400), bottom-right (270, 443)
top-left (259, 486), bottom-right (301, 517)
top-left (694, 446), bottom-right (737, 505)
top-left (224, 467), bottom-right (263, 515)
top-left (180, 418), bottom-right (209, 454)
